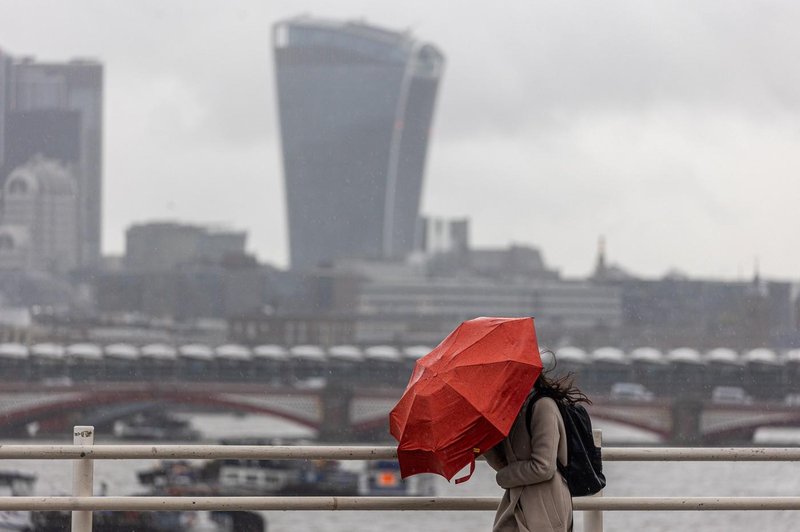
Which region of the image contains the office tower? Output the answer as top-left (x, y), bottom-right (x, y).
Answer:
top-left (0, 55), bottom-right (103, 268)
top-left (273, 16), bottom-right (444, 270)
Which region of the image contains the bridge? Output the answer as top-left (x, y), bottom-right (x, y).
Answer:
top-left (0, 382), bottom-right (797, 444)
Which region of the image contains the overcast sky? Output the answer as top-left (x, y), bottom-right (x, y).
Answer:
top-left (2, 0), bottom-right (800, 279)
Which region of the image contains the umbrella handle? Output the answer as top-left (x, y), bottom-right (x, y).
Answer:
top-left (454, 454), bottom-right (476, 484)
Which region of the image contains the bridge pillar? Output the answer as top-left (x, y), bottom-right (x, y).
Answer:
top-left (317, 383), bottom-right (354, 442)
top-left (670, 398), bottom-right (703, 445)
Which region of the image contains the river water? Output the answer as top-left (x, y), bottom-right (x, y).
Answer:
top-left (7, 414), bottom-right (800, 532)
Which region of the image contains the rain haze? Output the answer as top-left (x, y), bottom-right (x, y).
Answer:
top-left (2, 0), bottom-right (798, 279)
top-left (5, 4), bottom-right (800, 531)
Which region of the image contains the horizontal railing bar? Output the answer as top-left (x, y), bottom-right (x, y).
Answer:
top-left (0, 445), bottom-right (398, 460)
top-left (2, 496), bottom-right (800, 512)
top-left (601, 447), bottom-right (800, 461)
top-left (0, 496), bottom-right (498, 511)
top-left (3, 445), bottom-right (800, 461)
top-left (573, 497), bottom-right (800, 511)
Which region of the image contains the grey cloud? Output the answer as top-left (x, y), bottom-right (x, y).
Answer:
top-left (430, 1), bottom-right (800, 141)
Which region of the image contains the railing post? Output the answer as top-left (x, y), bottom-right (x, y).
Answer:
top-left (583, 429), bottom-right (603, 532)
top-left (72, 425), bottom-right (94, 532)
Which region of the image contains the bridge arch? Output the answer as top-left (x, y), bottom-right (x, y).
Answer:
top-left (702, 412), bottom-right (800, 444)
top-left (0, 389), bottom-right (322, 435)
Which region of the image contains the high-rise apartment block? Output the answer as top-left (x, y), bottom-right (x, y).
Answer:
top-left (273, 17), bottom-right (444, 270)
top-left (0, 48), bottom-right (103, 268)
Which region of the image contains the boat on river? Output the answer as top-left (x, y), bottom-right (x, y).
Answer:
top-left (137, 457), bottom-right (361, 497)
top-left (0, 471), bottom-right (35, 531)
top-left (31, 509), bottom-right (264, 532)
top-left (20, 465), bottom-right (263, 532)
top-left (112, 412), bottom-right (201, 441)
top-left (360, 459), bottom-right (436, 496)
top-left (137, 438), bottom-right (436, 498)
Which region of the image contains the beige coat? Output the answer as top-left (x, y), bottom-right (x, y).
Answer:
top-left (484, 396), bottom-right (572, 532)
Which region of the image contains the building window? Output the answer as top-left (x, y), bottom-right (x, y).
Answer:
top-left (286, 322), bottom-right (295, 344)
top-left (296, 322), bottom-right (308, 344)
top-left (8, 179), bottom-right (28, 195)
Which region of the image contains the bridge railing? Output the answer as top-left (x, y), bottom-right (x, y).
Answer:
top-left (4, 427), bottom-right (800, 532)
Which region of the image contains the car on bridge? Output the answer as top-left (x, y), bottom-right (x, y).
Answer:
top-left (783, 393), bottom-right (800, 406)
top-left (711, 386), bottom-right (753, 405)
top-left (610, 382), bottom-right (654, 402)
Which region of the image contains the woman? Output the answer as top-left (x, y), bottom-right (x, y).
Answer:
top-left (484, 371), bottom-right (590, 532)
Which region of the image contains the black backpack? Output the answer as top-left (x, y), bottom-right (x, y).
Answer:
top-left (525, 394), bottom-right (606, 496)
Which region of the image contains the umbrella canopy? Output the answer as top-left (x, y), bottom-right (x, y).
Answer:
top-left (389, 316), bottom-right (541, 483)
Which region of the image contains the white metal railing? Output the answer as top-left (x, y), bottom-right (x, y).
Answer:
top-left (3, 427), bottom-right (800, 532)
top-left (71, 425), bottom-right (93, 531)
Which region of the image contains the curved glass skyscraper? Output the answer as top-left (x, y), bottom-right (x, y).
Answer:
top-left (273, 17), bottom-right (444, 270)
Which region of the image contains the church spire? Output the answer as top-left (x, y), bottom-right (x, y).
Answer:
top-left (594, 236), bottom-right (607, 279)
top-left (753, 256), bottom-right (760, 285)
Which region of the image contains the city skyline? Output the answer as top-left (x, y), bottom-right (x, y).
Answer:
top-left (1, 1), bottom-right (800, 279)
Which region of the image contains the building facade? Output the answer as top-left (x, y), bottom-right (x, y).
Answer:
top-left (228, 311), bottom-right (357, 346)
top-left (356, 277), bottom-right (621, 329)
top-left (273, 16), bottom-right (444, 269)
top-left (0, 52), bottom-right (103, 268)
top-left (0, 156), bottom-right (78, 273)
top-left (416, 216), bottom-right (470, 255)
top-left (0, 49), bottom-right (11, 171)
top-left (125, 222), bottom-right (248, 272)
top-left (616, 276), bottom-right (797, 350)
top-left (94, 265), bottom-right (266, 321)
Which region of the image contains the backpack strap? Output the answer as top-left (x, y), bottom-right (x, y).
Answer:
top-left (525, 393), bottom-right (568, 471)
top-left (524, 392), bottom-right (545, 436)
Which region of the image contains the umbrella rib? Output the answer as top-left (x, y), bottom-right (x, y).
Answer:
top-left (427, 321), bottom-right (501, 367)
top-left (438, 358), bottom-right (540, 372)
top-left (441, 381), bottom-right (507, 434)
top-left (439, 320), bottom-right (536, 374)
top-left (436, 321), bottom-right (509, 372)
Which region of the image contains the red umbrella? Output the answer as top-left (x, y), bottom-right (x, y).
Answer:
top-left (389, 316), bottom-right (541, 483)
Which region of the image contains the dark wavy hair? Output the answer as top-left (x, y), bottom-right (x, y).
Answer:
top-left (534, 350), bottom-right (591, 405)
